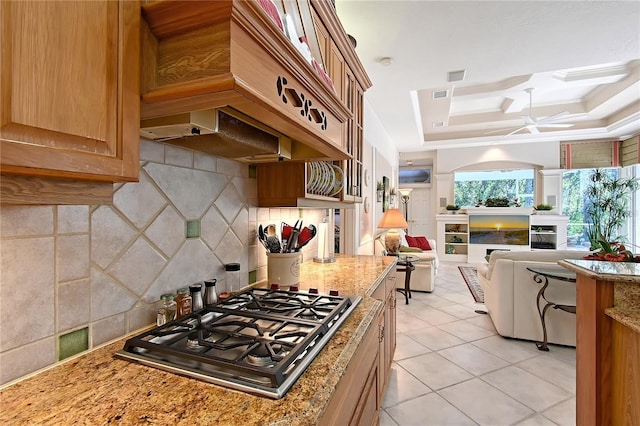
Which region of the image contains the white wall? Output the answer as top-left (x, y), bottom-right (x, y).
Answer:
top-left (357, 100), bottom-right (399, 254)
top-left (436, 141), bottom-right (561, 172)
top-left (428, 141), bottom-right (563, 241)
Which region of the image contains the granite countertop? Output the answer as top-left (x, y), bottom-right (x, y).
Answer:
top-left (558, 259), bottom-right (640, 334)
top-left (0, 255), bottom-right (396, 425)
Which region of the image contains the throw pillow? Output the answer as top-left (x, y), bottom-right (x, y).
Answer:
top-left (415, 236), bottom-right (432, 251)
top-left (399, 245), bottom-right (422, 253)
top-left (405, 235), bottom-right (419, 248)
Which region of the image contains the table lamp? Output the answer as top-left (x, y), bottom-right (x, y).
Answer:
top-left (377, 208), bottom-right (409, 255)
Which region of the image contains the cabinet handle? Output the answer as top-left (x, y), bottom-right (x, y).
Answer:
top-left (391, 296), bottom-right (397, 309)
top-left (378, 324), bottom-right (384, 342)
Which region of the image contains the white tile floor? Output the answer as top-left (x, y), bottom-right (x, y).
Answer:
top-left (381, 262), bottom-right (576, 426)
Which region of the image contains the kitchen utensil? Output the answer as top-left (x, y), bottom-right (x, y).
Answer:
top-left (266, 224), bottom-right (281, 253)
top-left (284, 228), bottom-right (299, 252)
top-left (257, 225), bottom-right (270, 251)
top-left (296, 224), bottom-right (316, 250)
top-left (281, 222), bottom-right (292, 243)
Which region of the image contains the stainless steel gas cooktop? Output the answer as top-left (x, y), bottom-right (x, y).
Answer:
top-left (116, 287), bottom-right (360, 399)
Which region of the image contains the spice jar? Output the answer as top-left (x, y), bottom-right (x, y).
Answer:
top-left (204, 279), bottom-right (218, 306)
top-left (189, 284), bottom-right (204, 312)
top-left (174, 287), bottom-right (192, 318)
top-left (157, 294), bottom-right (177, 326)
top-left (225, 263), bottom-right (240, 290)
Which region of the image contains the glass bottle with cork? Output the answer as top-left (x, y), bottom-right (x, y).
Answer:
top-left (157, 294), bottom-right (177, 325)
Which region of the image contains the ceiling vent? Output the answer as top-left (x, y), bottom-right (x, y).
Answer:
top-left (432, 90), bottom-right (449, 99)
top-left (447, 69), bottom-right (466, 82)
top-left (432, 121), bottom-right (445, 128)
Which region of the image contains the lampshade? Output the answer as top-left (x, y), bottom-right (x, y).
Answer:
top-left (377, 209), bottom-right (409, 255)
top-left (377, 208), bottom-right (409, 229)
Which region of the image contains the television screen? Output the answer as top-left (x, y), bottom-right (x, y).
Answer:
top-left (469, 214), bottom-right (530, 245)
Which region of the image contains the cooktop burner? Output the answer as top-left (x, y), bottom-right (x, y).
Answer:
top-left (116, 288), bottom-right (360, 399)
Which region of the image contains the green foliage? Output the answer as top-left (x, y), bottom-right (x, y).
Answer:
top-left (484, 197), bottom-right (510, 207)
top-left (446, 204), bottom-right (460, 210)
top-left (562, 170), bottom-right (585, 239)
top-left (584, 168), bottom-right (638, 250)
top-left (454, 177), bottom-right (533, 207)
top-left (534, 204), bottom-right (553, 210)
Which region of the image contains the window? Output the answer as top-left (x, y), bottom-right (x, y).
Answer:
top-left (562, 166), bottom-right (639, 251)
top-left (399, 167), bottom-right (431, 185)
top-left (454, 169), bottom-right (534, 207)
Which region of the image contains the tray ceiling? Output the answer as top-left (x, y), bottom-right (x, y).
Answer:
top-left (335, 1), bottom-right (640, 155)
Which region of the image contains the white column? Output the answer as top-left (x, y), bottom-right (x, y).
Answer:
top-left (434, 173), bottom-right (454, 211)
top-left (538, 169), bottom-right (564, 209)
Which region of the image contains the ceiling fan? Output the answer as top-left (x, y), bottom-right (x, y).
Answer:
top-left (486, 88), bottom-right (576, 136)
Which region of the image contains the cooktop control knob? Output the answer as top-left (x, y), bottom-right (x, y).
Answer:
top-left (309, 288), bottom-right (318, 294)
top-left (329, 290), bottom-right (339, 296)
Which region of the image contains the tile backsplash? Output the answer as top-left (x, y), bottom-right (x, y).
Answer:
top-left (0, 139), bottom-right (324, 385)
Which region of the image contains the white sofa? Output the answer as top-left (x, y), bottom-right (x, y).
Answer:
top-left (375, 234), bottom-right (439, 292)
top-left (477, 249), bottom-right (590, 347)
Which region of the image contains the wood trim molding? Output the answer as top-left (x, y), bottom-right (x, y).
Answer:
top-left (1, 174), bottom-right (113, 205)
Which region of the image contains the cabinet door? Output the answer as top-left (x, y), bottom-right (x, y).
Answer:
top-left (386, 275), bottom-right (397, 373)
top-left (1, 1), bottom-right (140, 182)
top-left (377, 307), bottom-right (386, 404)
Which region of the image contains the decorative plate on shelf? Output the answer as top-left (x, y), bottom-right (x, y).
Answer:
top-left (330, 164), bottom-right (344, 196)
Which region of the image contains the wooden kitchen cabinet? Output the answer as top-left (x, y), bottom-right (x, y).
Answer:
top-left (0, 1), bottom-right (140, 204)
top-left (319, 265), bottom-right (396, 425)
top-left (320, 309), bottom-right (381, 426)
top-left (138, 0), bottom-right (350, 162)
top-left (255, 0), bottom-right (370, 208)
top-left (372, 267), bottom-right (397, 401)
top-left (310, 2), bottom-right (368, 204)
top-left (256, 161), bottom-right (350, 207)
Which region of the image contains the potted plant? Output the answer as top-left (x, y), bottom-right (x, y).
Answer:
top-left (583, 240), bottom-right (639, 262)
top-left (484, 196), bottom-right (510, 207)
top-left (389, 187), bottom-right (397, 205)
top-left (533, 203), bottom-right (554, 214)
top-left (445, 204), bottom-right (460, 214)
top-left (376, 181), bottom-right (384, 202)
top-left (584, 168), bottom-right (638, 250)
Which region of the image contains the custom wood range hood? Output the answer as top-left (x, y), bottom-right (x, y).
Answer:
top-left (139, 0), bottom-right (352, 162)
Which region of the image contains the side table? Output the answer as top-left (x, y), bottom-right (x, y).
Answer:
top-left (527, 266), bottom-right (577, 351)
top-left (396, 255), bottom-right (418, 304)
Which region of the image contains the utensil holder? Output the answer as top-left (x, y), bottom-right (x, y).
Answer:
top-left (267, 252), bottom-right (301, 287)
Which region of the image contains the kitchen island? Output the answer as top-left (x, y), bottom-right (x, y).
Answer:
top-left (558, 259), bottom-right (640, 426)
top-left (0, 255), bottom-right (396, 425)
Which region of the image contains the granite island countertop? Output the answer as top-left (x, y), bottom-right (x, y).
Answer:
top-left (559, 259), bottom-right (640, 333)
top-left (0, 255), bottom-right (396, 425)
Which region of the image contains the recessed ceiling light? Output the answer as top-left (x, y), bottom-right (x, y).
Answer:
top-left (378, 57), bottom-right (393, 66)
top-left (447, 69), bottom-right (466, 82)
